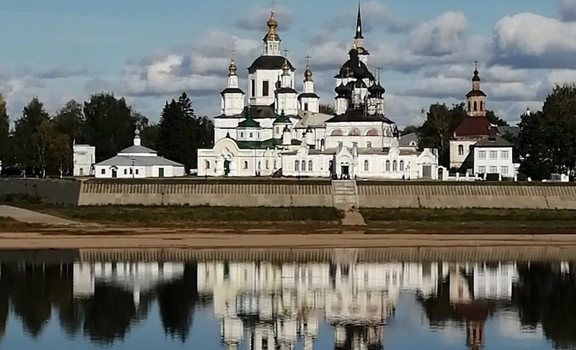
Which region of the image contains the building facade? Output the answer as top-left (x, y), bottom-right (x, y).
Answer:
top-left (73, 144), bottom-right (96, 177)
top-left (197, 4), bottom-right (439, 179)
top-left (472, 135), bottom-right (516, 179)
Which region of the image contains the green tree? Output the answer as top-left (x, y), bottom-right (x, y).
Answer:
top-left (517, 110), bottom-right (553, 180)
top-left (541, 84), bottom-right (576, 175)
top-left (157, 92), bottom-right (213, 170)
top-left (486, 110), bottom-right (509, 126)
top-left (82, 93), bottom-right (137, 162)
top-left (319, 103), bottom-right (335, 115)
top-left (401, 125), bottom-right (419, 135)
top-left (13, 98), bottom-right (51, 172)
top-left (0, 94), bottom-right (9, 165)
top-left (417, 104), bottom-right (463, 166)
top-left (53, 100), bottom-right (85, 172)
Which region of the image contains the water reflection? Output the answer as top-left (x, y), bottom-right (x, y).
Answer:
top-left (0, 259), bottom-right (573, 349)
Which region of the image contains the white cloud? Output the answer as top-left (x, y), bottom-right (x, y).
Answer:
top-left (404, 12), bottom-right (469, 56)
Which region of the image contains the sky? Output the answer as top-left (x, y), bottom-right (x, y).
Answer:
top-left (1, 0), bottom-right (575, 127)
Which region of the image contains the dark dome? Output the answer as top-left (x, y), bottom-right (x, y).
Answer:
top-left (334, 49), bottom-right (374, 80)
top-left (335, 82), bottom-right (350, 96)
top-left (248, 56), bottom-right (295, 74)
top-left (472, 69), bottom-right (481, 81)
top-left (353, 79), bottom-right (367, 88)
top-left (368, 82), bottom-right (385, 96)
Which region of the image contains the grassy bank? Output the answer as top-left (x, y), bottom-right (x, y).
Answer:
top-left (360, 208), bottom-right (576, 228)
top-left (30, 205), bottom-right (343, 226)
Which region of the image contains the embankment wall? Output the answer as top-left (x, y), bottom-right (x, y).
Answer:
top-left (1, 178), bottom-right (576, 209)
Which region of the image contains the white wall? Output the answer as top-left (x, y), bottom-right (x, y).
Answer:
top-left (473, 146), bottom-right (514, 177)
top-left (73, 145), bottom-right (96, 176)
top-left (95, 164), bottom-right (185, 178)
top-left (449, 139), bottom-right (477, 169)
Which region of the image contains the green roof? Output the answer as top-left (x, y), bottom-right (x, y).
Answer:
top-left (236, 137), bottom-right (301, 149)
top-left (237, 110), bottom-right (260, 128)
top-left (273, 110), bottom-right (291, 124)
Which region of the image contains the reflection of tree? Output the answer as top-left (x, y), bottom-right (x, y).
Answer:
top-left (156, 263), bottom-right (198, 342)
top-left (513, 262), bottom-right (576, 349)
top-left (0, 264), bottom-right (14, 342)
top-left (11, 265), bottom-right (53, 337)
top-left (417, 275), bottom-right (461, 325)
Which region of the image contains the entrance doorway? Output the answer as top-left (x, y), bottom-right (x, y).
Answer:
top-left (341, 165), bottom-right (349, 179)
top-left (158, 168), bottom-right (165, 177)
top-left (224, 160), bottom-right (231, 176)
top-left (111, 168), bottom-right (117, 178)
top-left (422, 165), bottom-right (432, 179)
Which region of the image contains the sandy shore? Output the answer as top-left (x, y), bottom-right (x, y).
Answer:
top-left (1, 226), bottom-right (576, 249)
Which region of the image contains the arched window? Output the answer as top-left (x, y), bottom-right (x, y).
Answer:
top-left (458, 145), bottom-right (464, 155)
top-left (364, 160), bottom-right (369, 171)
top-left (400, 160), bottom-right (404, 171)
top-left (348, 128), bottom-right (360, 136)
top-left (295, 160), bottom-right (300, 171)
top-left (468, 101), bottom-right (471, 111)
top-left (308, 160), bottom-right (313, 171)
top-left (273, 160), bottom-right (277, 169)
top-left (205, 160), bottom-right (210, 169)
top-left (366, 129), bottom-right (378, 136)
top-left (265, 160), bottom-right (269, 169)
top-left (393, 160), bottom-right (398, 171)
top-left (366, 141), bottom-right (372, 148)
top-left (385, 160), bottom-right (390, 171)
top-left (258, 161), bottom-right (261, 169)
top-left (480, 101), bottom-right (484, 111)
top-left (473, 101), bottom-right (478, 111)
top-left (330, 130), bottom-right (343, 136)
top-left (249, 132), bottom-right (253, 138)
top-left (302, 160), bottom-right (306, 171)
top-left (244, 161), bottom-right (248, 169)
top-left (320, 139), bottom-right (325, 148)
top-left (240, 132), bottom-right (244, 138)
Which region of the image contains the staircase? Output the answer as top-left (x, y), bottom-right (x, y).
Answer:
top-left (332, 180), bottom-right (359, 209)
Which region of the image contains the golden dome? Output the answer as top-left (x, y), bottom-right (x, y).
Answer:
top-left (282, 58), bottom-right (290, 76)
top-left (265, 11), bottom-right (279, 40)
top-left (228, 58), bottom-right (237, 76)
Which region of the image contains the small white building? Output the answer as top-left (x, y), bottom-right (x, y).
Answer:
top-left (473, 135), bottom-right (516, 178)
top-left (94, 130), bottom-right (186, 178)
top-left (73, 144), bottom-right (96, 176)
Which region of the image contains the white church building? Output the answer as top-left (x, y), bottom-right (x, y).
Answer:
top-left (197, 4), bottom-right (439, 179)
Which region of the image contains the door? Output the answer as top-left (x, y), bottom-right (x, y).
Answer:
top-left (224, 160), bottom-right (230, 176)
top-left (112, 169), bottom-right (117, 178)
top-left (422, 165), bottom-right (432, 179)
top-left (158, 168), bottom-right (165, 178)
top-left (341, 165), bottom-right (349, 179)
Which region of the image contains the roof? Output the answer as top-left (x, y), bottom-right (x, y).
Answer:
top-left (119, 145), bottom-right (157, 154)
top-left (96, 155), bottom-right (184, 167)
top-left (273, 112), bottom-right (291, 124)
top-left (335, 49), bottom-right (375, 80)
top-left (454, 116), bottom-right (495, 137)
top-left (214, 104), bottom-right (300, 120)
top-left (221, 87), bottom-right (244, 95)
top-left (247, 56), bottom-right (295, 74)
top-left (474, 135), bottom-right (513, 148)
top-left (326, 107), bottom-right (395, 123)
top-left (235, 137), bottom-right (301, 149)
top-left (298, 92), bottom-right (319, 99)
top-left (282, 147), bottom-right (419, 156)
top-left (276, 86), bottom-right (297, 94)
top-left (466, 89), bottom-right (486, 98)
top-left (399, 133), bottom-right (418, 147)
top-left (238, 112), bottom-right (261, 128)
top-left (295, 112), bottom-right (332, 128)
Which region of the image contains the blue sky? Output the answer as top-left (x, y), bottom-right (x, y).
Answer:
top-left (0, 0), bottom-right (575, 126)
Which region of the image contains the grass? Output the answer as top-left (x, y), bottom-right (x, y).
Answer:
top-left (360, 208), bottom-right (576, 225)
top-left (29, 205), bottom-right (344, 226)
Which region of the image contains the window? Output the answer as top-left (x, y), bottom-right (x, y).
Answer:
top-left (266, 160), bottom-right (269, 169)
top-left (320, 139), bottom-right (325, 148)
top-left (364, 160), bottom-right (369, 171)
top-left (302, 161), bottom-right (306, 171)
top-left (479, 166), bottom-right (486, 173)
top-left (501, 166), bottom-right (509, 175)
top-left (244, 161), bottom-right (248, 169)
top-left (393, 160), bottom-right (398, 171)
top-left (124, 169), bottom-right (127, 175)
top-left (249, 132), bottom-right (253, 138)
top-left (400, 160), bottom-right (404, 171)
top-left (468, 101), bottom-right (471, 111)
top-left (366, 141), bottom-right (372, 148)
top-left (474, 101), bottom-right (478, 111)
top-left (258, 161), bottom-right (261, 169)
top-left (308, 160), bottom-right (313, 171)
top-left (385, 160), bottom-right (390, 171)
top-left (458, 144), bottom-right (464, 155)
top-left (101, 169), bottom-right (105, 175)
top-left (251, 79), bottom-right (255, 96)
top-left (480, 101), bottom-right (484, 111)
top-left (129, 168), bottom-right (133, 175)
top-left (489, 166), bottom-right (498, 173)
top-left (366, 129), bottom-right (378, 136)
top-left (274, 160), bottom-right (277, 169)
top-left (490, 151), bottom-right (498, 159)
top-left (240, 132), bottom-right (244, 138)
top-left (295, 160), bottom-right (300, 171)
top-left (135, 169), bottom-right (139, 175)
top-left (331, 130), bottom-right (342, 136)
top-left (479, 151), bottom-right (486, 159)
top-left (501, 150), bottom-right (509, 159)
top-left (262, 81), bottom-right (269, 96)
top-left (348, 128), bottom-right (360, 136)
top-left (276, 127), bottom-right (280, 134)
top-left (304, 102), bottom-right (309, 111)
top-left (205, 160), bottom-right (210, 169)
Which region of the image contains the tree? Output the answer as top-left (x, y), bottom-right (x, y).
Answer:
top-left (319, 103), bottom-right (335, 115)
top-left (417, 104), bottom-right (464, 167)
top-left (53, 100), bottom-right (85, 172)
top-left (402, 125), bottom-right (419, 135)
top-left (157, 92), bottom-right (213, 170)
top-left (13, 98), bottom-right (51, 172)
top-left (82, 93), bottom-right (138, 162)
top-left (0, 95), bottom-right (9, 162)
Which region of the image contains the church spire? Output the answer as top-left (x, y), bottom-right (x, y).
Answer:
top-left (228, 49), bottom-right (237, 77)
top-left (263, 0), bottom-right (281, 55)
top-left (304, 55), bottom-right (313, 82)
top-left (355, 0), bottom-right (363, 40)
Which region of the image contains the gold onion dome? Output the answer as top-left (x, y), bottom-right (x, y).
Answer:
top-left (266, 12), bottom-right (279, 40)
top-left (228, 58), bottom-right (237, 76)
top-left (282, 59), bottom-right (290, 75)
top-left (304, 64), bottom-right (312, 81)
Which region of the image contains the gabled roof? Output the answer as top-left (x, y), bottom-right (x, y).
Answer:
top-left (474, 135), bottom-right (513, 148)
top-left (326, 108), bottom-right (394, 123)
top-left (96, 155), bottom-right (184, 167)
top-left (119, 145), bottom-right (157, 154)
top-left (454, 116), bottom-right (496, 137)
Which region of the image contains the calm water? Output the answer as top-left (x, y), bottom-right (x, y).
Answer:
top-left (0, 255), bottom-right (574, 349)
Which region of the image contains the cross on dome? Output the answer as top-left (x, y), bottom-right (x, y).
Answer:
top-left (283, 48), bottom-right (289, 57)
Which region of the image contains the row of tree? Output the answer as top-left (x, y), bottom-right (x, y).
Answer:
top-left (408, 84), bottom-right (576, 180)
top-left (0, 92), bottom-right (214, 176)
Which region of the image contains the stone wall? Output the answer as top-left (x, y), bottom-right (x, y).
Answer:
top-left (357, 183), bottom-right (576, 209)
top-left (0, 178), bottom-right (81, 205)
top-left (78, 179), bottom-right (334, 207)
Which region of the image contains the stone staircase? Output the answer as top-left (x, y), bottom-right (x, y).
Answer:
top-left (332, 180), bottom-right (358, 209)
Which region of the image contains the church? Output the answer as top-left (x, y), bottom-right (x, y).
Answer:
top-left (197, 3), bottom-right (439, 179)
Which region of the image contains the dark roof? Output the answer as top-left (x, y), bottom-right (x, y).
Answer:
top-left (248, 56), bottom-right (295, 74)
top-left (273, 111), bottom-right (291, 124)
top-left (474, 135), bottom-right (513, 148)
top-left (472, 69), bottom-right (481, 82)
top-left (454, 116), bottom-right (495, 137)
top-left (326, 107), bottom-right (395, 123)
top-left (214, 104), bottom-right (300, 120)
top-left (368, 82), bottom-right (385, 96)
top-left (220, 87), bottom-right (244, 95)
top-left (335, 83), bottom-right (350, 96)
top-left (276, 86), bottom-right (297, 94)
top-left (238, 111), bottom-right (261, 128)
top-left (298, 92), bottom-right (319, 99)
top-left (235, 137), bottom-right (300, 149)
top-left (335, 49), bottom-right (375, 80)
top-left (466, 89), bottom-right (486, 98)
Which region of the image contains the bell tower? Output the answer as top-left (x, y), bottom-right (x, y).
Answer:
top-left (466, 61), bottom-right (487, 117)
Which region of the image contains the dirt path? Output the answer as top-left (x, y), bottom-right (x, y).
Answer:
top-left (0, 205), bottom-right (81, 226)
top-left (1, 227), bottom-right (576, 249)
